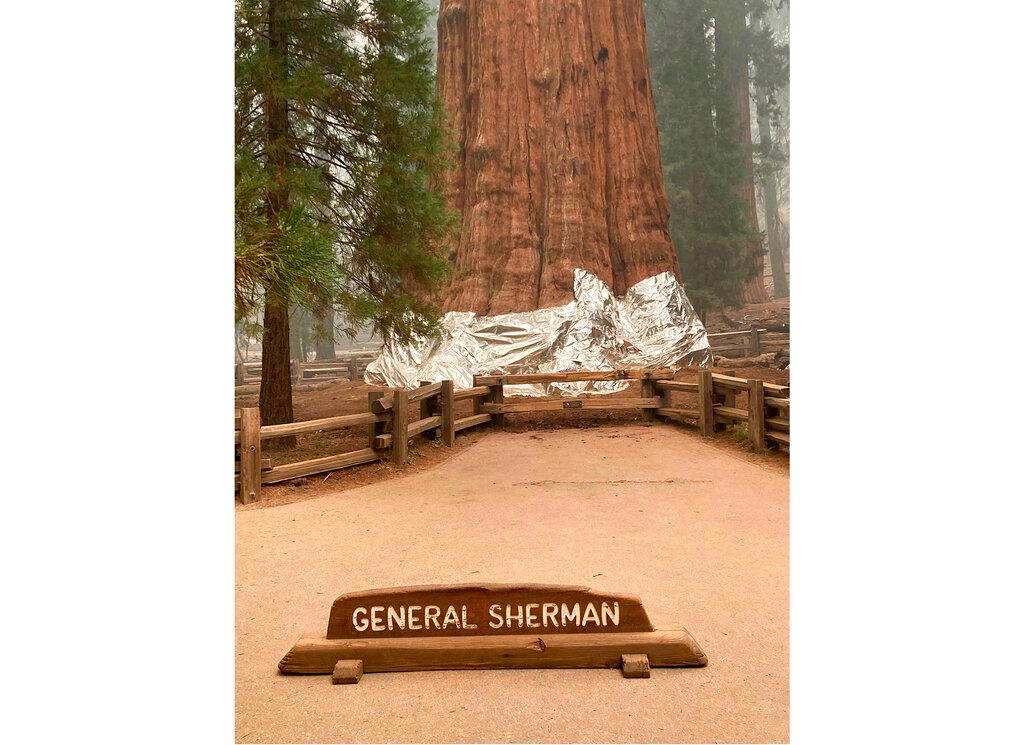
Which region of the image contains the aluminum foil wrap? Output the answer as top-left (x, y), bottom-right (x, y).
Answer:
top-left (364, 269), bottom-right (712, 396)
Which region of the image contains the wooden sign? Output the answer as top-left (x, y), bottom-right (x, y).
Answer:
top-left (279, 583), bottom-right (706, 682)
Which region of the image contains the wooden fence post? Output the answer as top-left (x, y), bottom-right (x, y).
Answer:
top-left (239, 407), bottom-right (261, 504)
top-left (749, 328), bottom-right (761, 356)
top-left (420, 381), bottom-right (439, 441)
top-left (698, 370), bottom-right (715, 437)
top-left (440, 380), bottom-right (455, 446)
top-left (717, 369), bottom-right (735, 432)
top-left (487, 377), bottom-right (505, 427)
top-left (655, 379), bottom-right (672, 416)
top-left (291, 359), bottom-right (302, 384)
top-left (235, 362), bottom-right (245, 386)
top-left (391, 389), bottom-right (409, 466)
top-left (367, 391), bottom-right (386, 454)
top-left (640, 378), bottom-right (656, 422)
top-left (472, 376), bottom-right (483, 416)
top-left (721, 369), bottom-right (736, 410)
top-left (748, 379), bottom-right (765, 453)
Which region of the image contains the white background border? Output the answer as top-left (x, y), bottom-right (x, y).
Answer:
top-left (2, 1), bottom-right (1023, 742)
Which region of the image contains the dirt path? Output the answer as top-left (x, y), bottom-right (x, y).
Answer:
top-left (236, 423), bottom-right (788, 743)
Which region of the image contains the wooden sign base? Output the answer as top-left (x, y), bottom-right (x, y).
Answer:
top-left (278, 584), bottom-right (707, 683)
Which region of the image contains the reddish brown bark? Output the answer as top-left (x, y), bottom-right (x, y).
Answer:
top-left (259, 0), bottom-right (296, 434)
top-left (437, 0), bottom-right (681, 315)
top-left (259, 292), bottom-right (295, 430)
top-left (258, 0), bottom-right (294, 442)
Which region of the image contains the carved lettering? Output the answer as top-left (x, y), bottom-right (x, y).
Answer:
top-left (326, 585), bottom-right (654, 639)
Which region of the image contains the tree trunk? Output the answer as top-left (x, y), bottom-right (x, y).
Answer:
top-left (258, 0), bottom-right (296, 438)
top-left (436, 0), bottom-right (681, 315)
top-left (714, 1), bottom-right (770, 305)
top-left (754, 79), bottom-right (788, 299)
top-left (259, 292), bottom-right (295, 428)
top-left (315, 306), bottom-right (336, 360)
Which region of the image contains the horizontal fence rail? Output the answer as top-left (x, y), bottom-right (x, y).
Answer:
top-left (235, 348), bottom-right (381, 386)
top-left (660, 370), bottom-right (790, 453)
top-left (235, 368), bottom-right (788, 503)
top-left (706, 328), bottom-right (788, 358)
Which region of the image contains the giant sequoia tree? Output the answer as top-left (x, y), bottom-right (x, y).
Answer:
top-left (235, 0), bottom-right (454, 425)
top-left (436, 0), bottom-right (681, 315)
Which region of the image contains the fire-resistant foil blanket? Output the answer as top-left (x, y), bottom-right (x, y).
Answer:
top-left (365, 269), bottom-right (712, 396)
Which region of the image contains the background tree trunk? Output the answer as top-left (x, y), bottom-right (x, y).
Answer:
top-left (714, 0), bottom-right (770, 305)
top-left (288, 306), bottom-right (304, 363)
top-left (315, 307), bottom-right (336, 360)
top-left (437, 0), bottom-right (681, 315)
top-left (754, 81), bottom-right (788, 299)
top-left (258, 0), bottom-right (296, 438)
top-left (259, 293), bottom-right (295, 428)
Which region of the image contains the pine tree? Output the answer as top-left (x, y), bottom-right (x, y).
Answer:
top-left (235, 0), bottom-right (456, 426)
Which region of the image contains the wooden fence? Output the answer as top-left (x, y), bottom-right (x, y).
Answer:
top-left (705, 328), bottom-right (788, 358)
top-left (649, 370), bottom-right (790, 452)
top-left (235, 380), bottom-right (494, 504)
top-left (235, 348), bottom-right (379, 386)
top-left (235, 369), bottom-right (789, 503)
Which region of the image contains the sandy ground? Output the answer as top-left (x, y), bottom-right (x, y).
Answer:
top-left (236, 423), bottom-right (789, 743)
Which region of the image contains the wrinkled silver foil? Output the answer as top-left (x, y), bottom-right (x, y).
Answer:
top-left (365, 269), bottom-right (712, 396)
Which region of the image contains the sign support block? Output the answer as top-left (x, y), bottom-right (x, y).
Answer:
top-left (621, 653), bottom-right (651, 679)
top-left (332, 660), bottom-right (363, 685)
